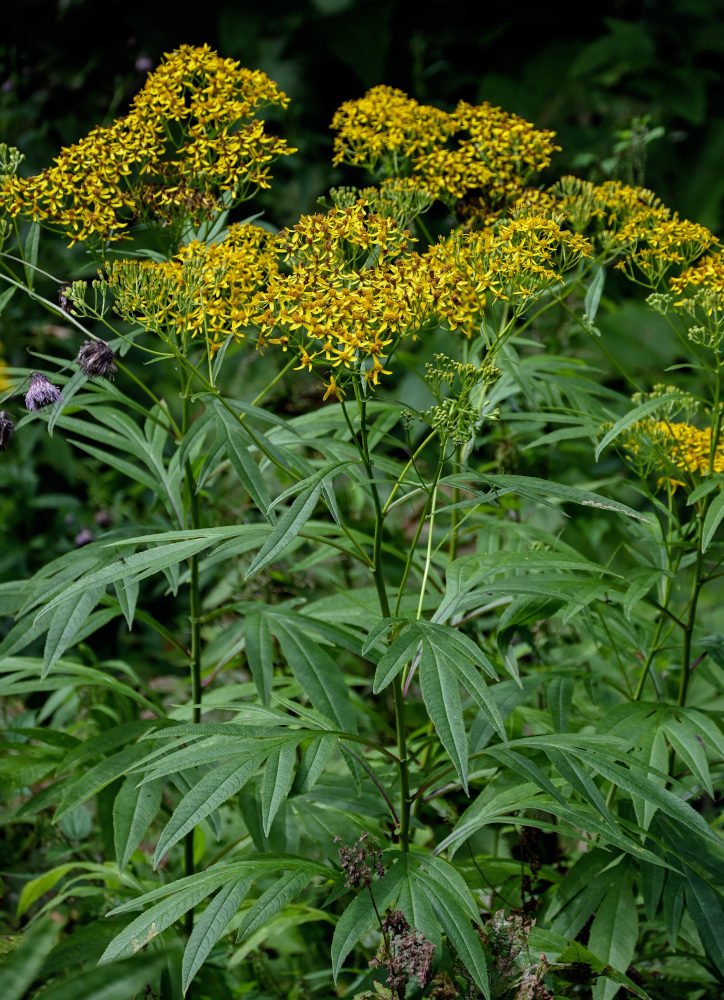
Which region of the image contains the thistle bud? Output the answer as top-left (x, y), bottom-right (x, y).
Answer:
top-left (76, 339), bottom-right (117, 380)
top-left (25, 373), bottom-right (64, 412)
top-left (0, 410), bottom-right (15, 450)
top-left (75, 527), bottom-right (94, 547)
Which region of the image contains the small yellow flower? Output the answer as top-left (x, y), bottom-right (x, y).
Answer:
top-left (322, 375), bottom-right (346, 401)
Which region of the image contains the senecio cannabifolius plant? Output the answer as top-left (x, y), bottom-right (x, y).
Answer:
top-left (0, 45), bottom-right (723, 1000)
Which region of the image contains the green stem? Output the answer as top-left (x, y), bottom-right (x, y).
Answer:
top-left (633, 485), bottom-right (684, 700)
top-left (678, 528), bottom-right (704, 709)
top-left (381, 430), bottom-right (438, 515)
top-left (182, 391), bottom-right (203, 932)
top-left (448, 443), bottom-right (462, 563)
top-left (352, 384), bottom-right (411, 852)
top-left (415, 450), bottom-right (445, 622)
top-left (251, 356), bottom-right (296, 406)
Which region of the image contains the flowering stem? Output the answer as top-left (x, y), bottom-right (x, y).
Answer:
top-left (381, 430), bottom-right (438, 515)
top-left (182, 390), bottom-right (203, 931)
top-left (251, 356), bottom-right (296, 406)
top-left (415, 450), bottom-right (445, 623)
top-left (677, 521), bottom-right (704, 709)
top-left (352, 385), bottom-right (411, 852)
top-left (552, 292), bottom-right (646, 395)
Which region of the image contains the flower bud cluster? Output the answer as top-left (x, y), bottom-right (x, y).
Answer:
top-left (419, 353), bottom-right (501, 446)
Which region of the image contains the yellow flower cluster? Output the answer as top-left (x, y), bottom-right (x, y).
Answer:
top-left (330, 88), bottom-right (559, 223)
top-left (331, 86), bottom-right (456, 167)
top-left (106, 223), bottom-right (279, 344)
top-left (555, 176), bottom-right (717, 284)
top-left (670, 251), bottom-right (724, 310)
top-left (427, 215), bottom-right (591, 328)
top-left (416, 102), bottom-right (560, 221)
top-left (625, 420), bottom-right (724, 485)
top-left (252, 201), bottom-right (473, 391)
top-left (0, 45), bottom-right (293, 245)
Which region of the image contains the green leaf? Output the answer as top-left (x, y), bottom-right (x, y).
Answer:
top-left (662, 870), bottom-right (685, 944)
top-left (215, 402), bottom-right (272, 515)
top-left (682, 707), bottom-right (724, 757)
top-left (114, 577), bottom-right (139, 631)
top-left (417, 624), bottom-right (503, 739)
top-left (409, 853), bottom-right (480, 921)
top-left (109, 858), bottom-right (326, 917)
top-left (48, 370), bottom-right (86, 437)
top-left (273, 619), bottom-right (356, 732)
top-left (236, 869), bottom-right (313, 940)
top-left (587, 866), bottom-right (637, 974)
top-left (664, 718), bottom-right (713, 796)
top-left (584, 264), bottom-right (605, 321)
top-left (42, 587), bottom-right (103, 677)
top-left (394, 869), bottom-right (441, 948)
top-left (422, 880), bottom-right (488, 997)
top-left (0, 284), bottom-right (17, 316)
top-left (294, 734), bottom-right (336, 793)
top-left (67, 437), bottom-right (160, 494)
top-left (547, 674), bottom-right (574, 731)
top-left (24, 221), bottom-right (40, 288)
top-left (417, 621), bottom-right (497, 679)
top-left (702, 487), bottom-right (724, 551)
top-left (545, 748), bottom-right (617, 833)
top-left (0, 918), bottom-right (60, 1000)
top-left (100, 881), bottom-right (223, 963)
top-left (246, 477), bottom-right (324, 579)
top-left (469, 474), bottom-right (651, 523)
top-left (63, 721), bottom-right (158, 771)
top-left (182, 876), bottom-right (253, 993)
top-left (331, 861), bottom-right (407, 980)
top-left (687, 475), bottom-right (724, 505)
top-left (575, 745), bottom-right (722, 850)
top-left (113, 774), bottom-right (162, 872)
top-left (37, 531), bottom-right (260, 622)
top-left (244, 611), bottom-right (274, 705)
top-left (261, 742), bottom-right (298, 836)
top-left (595, 394), bottom-right (681, 461)
top-left (56, 744), bottom-right (151, 820)
top-left (419, 637), bottom-right (468, 793)
top-left (0, 657), bottom-right (158, 714)
top-left (685, 871), bottom-right (724, 969)
top-left (16, 864), bottom-right (76, 918)
top-left (37, 954), bottom-right (167, 1000)
top-left (373, 629), bottom-right (419, 693)
top-left (153, 754), bottom-right (267, 867)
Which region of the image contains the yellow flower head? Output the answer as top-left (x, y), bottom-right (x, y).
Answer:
top-left (330, 86), bottom-right (456, 168)
top-left (331, 90), bottom-right (559, 224)
top-left (0, 45), bottom-right (294, 245)
top-left (107, 222), bottom-right (279, 345)
top-left (555, 176), bottom-right (718, 285)
top-left (624, 419), bottom-right (724, 487)
top-left (252, 200), bottom-right (474, 387)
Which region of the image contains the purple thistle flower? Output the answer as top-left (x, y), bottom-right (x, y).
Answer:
top-left (25, 373), bottom-right (64, 412)
top-left (0, 411), bottom-right (15, 450)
